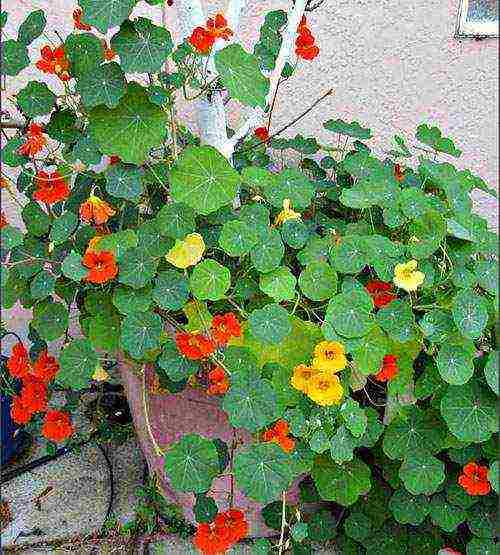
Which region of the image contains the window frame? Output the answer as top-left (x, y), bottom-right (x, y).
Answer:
top-left (456, 0), bottom-right (499, 38)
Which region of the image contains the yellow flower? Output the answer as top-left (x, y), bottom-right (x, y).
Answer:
top-left (393, 259), bottom-right (425, 292)
top-left (291, 364), bottom-right (319, 393)
top-left (92, 365), bottom-right (109, 382)
top-left (274, 198), bottom-right (301, 226)
top-left (312, 341), bottom-right (347, 373)
top-left (307, 372), bottom-right (344, 406)
top-left (165, 232), bottom-right (205, 269)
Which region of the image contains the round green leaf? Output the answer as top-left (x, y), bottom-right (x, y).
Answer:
top-left (106, 163), bottom-right (144, 201)
top-left (376, 300), bottom-right (416, 342)
top-left (156, 202), bottom-right (196, 240)
top-left (487, 461), bottom-right (498, 494)
top-left (214, 44), bottom-right (269, 109)
top-left (259, 266), bottom-right (296, 301)
top-left (307, 509), bottom-right (336, 542)
top-left (440, 381), bottom-right (497, 443)
top-left (120, 311), bottom-right (162, 358)
top-left (311, 456), bottom-right (371, 506)
top-left (193, 493), bottom-right (218, 524)
top-left (248, 304), bottom-right (291, 344)
top-left (219, 220), bottom-right (258, 257)
top-left (22, 202), bottom-right (51, 236)
top-left (112, 285), bottom-right (152, 314)
top-left (17, 82), bottom-right (56, 117)
top-left (72, 136), bottom-right (102, 165)
top-left (299, 261), bottom-right (337, 301)
top-left (32, 302), bottom-right (69, 341)
top-left (250, 228), bottom-right (284, 273)
top-left (329, 425), bottom-right (357, 463)
top-left (389, 489), bottom-right (429, 525)
top-left (419, 310), bottom-right (456, 344)
top-left (281, 219), bottom-right (310, 249)
top-left (429, 494), bottom-right (466, 532)
top-left (49, 212), bottom-right (79, 245)
top-left (30, 271), bottom-right (56, 300)
top-left (89, 82), bottom-right (168, 165)
top-left (343, 510), bottom-right (372, 542)
top-left (263, 168), bottom-right (315, 209)
top-left (475, 258), bottom-right (498, 294)
top-left (78, 0), bottom-right (137, 33)
top-left (152, 270), bottom-right (189, 310)
top-left (408, 210), bottom-right (446, 259)
top-left (331, 235), bottom-right (368, 274)
top-left (57, 339), bottom-right (98, 390)
top-left (118, 248), bottom-right (159, 289)
top-left (452, 290), bottom-right (489, 340)
top-left (1, 226), bottom-right (24, 251)
top-left (76, 62), bottom-right (126, 109)
top-left (189, 259), bottom-right (231, 301)
top-left (170, 146), bottom-right (240, 215)
top-left (17, 10), bottom-right (46, 45)
top-left (234, 443), bottom-right (295, 503)
top-left (340, 399), bottom-right (367, 437)
top-left (61, 251), bottom-right (88, 281)
top-left (399, 451), bottom-right (445, 495)
top-left (324, 290), bottom-right (374, 338)
top-left (222, 373), bottom-right (280, 432)
top-left (65, 33), bottom-right (104, 78)
top-left (349, 325), bottom-right (389, 376)
top-left (164, 433), bottom-right (220, 493)
top-left (157, 341), bottom-right (198, 382)
top-left (324, 119), bottom-right (372, 139)
top-left (466, 538), bottom-right (496, 555)
top-left (2, 40), bottom-right (29, 76)
top-left (467, 499), bottom-right (497, 538)
top-left (111, 17), bottom-right (173, 73)
top-left (437, 340), bottom-right (475, 385)
top-left (87, 312), bottom-right (121, 352)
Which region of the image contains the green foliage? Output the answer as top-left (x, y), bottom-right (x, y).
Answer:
top-left (2, 8), bottom-right (497, 552)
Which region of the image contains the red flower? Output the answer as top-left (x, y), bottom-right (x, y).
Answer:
top-left (20, 377), bottom-right (48, 413)
top-left (189, 13), bottom-right (233, 54)
top-left (365, 279), bottom-right (397, 309)
top-left (194, 521), bottom-right (232, 555)
top-left (295, 17), bottom-right (319, 61)
top-left (101, 40), bottom-right (116, 61)
top-left (33, 170), bottom-right (70, 205)
top-left (79, 194), bottom-right (116, 225)
top-left (458, 462), bottom-right (491, 496)
top-left (176, 331), bottom-right (215, 360)
top-left (7, 343), bottom-right (30, 379)
top-left (214, 509), bottom-right (248, 544)
top-left (394, 163), bottom-right (405, 182)
top-left (207, 366), bottom-right (230, 396)
top-left (194, 509), bottom-right (248, 554)
top-left (262, 419), bottom-right (295, 453)
top-left (73, 8), bottom-right (92, 30)
top-left (11, 395), bottom-right (35, 425)
top-left (32, 350), bottom-right (59, 383)
top-left (42, 410), bottom-right (74, 443)
top-left (109, 155), bottom-right (121, 165)
top-left (0, 211), bottom-right (7, 229)
top-left (375, 354), bottom-right (399, 382)
top-left (82, 250), bottom-right (118, 284)
top-left (210, 313), bottom-right (241, 346)
top-left (18, 123), bottom-right (46, 157)
top-left (36, 46), bottom-right (71, 81)
top-left (254, 127), bottom-right (270, 142)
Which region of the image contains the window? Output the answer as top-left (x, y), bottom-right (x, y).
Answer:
top-left (457, 0), bottom-right (499, 37)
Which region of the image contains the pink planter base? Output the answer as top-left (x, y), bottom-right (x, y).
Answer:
top-left (119, 362), bottom-right (299, 537)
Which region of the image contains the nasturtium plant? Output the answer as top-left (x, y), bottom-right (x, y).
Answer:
top-left (1, 2), bottom-right (497, 555)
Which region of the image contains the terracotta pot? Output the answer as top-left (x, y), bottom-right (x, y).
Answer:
top-left (119, 361), bottom-right (300, 537)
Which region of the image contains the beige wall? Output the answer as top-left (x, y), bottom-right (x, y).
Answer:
top-left (3, 0), bottom-right (498, 224)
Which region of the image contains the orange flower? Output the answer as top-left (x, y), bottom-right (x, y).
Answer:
top-left (73, 7), bottom-right (92, 30)
top-left (210, 312), bottom-right (241, 346)
top-left (254, 127), bottom-right (270, 142)
top-left (458, 462), bottom-right (491, 496)
top-left (175, 331), bottom-right (215, 360)
top-left (189, 13), bottom-right (233, 54)
top-left (207, 366), bottom-right (230, 395)
top-left (0, 211), bottom-right (7, 229)
top-left (101, 39), bottom-right (116, 61)
top-left (36, 45), bottom-right (71, 81)
top-left (295, 17), bottom-right (319, 60)
top-left (262, 419), bottom-right (295, 453)
top-left (194, 509), bottom-right (248, 554)
top-left (42, 410), bottom-right (74, 443)
top-left (20, 377), bottom-right (48, 413)
top-left (214, 509), bottom-right (248, 544)
top-left (11, 395), bottom-right (36, 425)
top-left (79, 194), bottom-right (116, 225)
top-left (375, 354), bottom-right (399, 382)
top-left (394, 163), bottom-right (405, 182)
top-left (18, 123), bottom-right (46, 157)
top-left (365, 280), bottom-right (397, 309)
top-left (82, 250), bottom-right (118, 284)
top-left (7, 343), bottom-right (30, 380)
top-left (31, 350), bottom-right (59, 383)
top-left (33, 170), bottom-right (70, 205)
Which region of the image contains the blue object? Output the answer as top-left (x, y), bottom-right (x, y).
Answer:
top-left (1, 391), bottom-right (24, 465)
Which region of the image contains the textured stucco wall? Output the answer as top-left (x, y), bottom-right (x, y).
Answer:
top-left (2, 0), bottom-right (499, 225)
